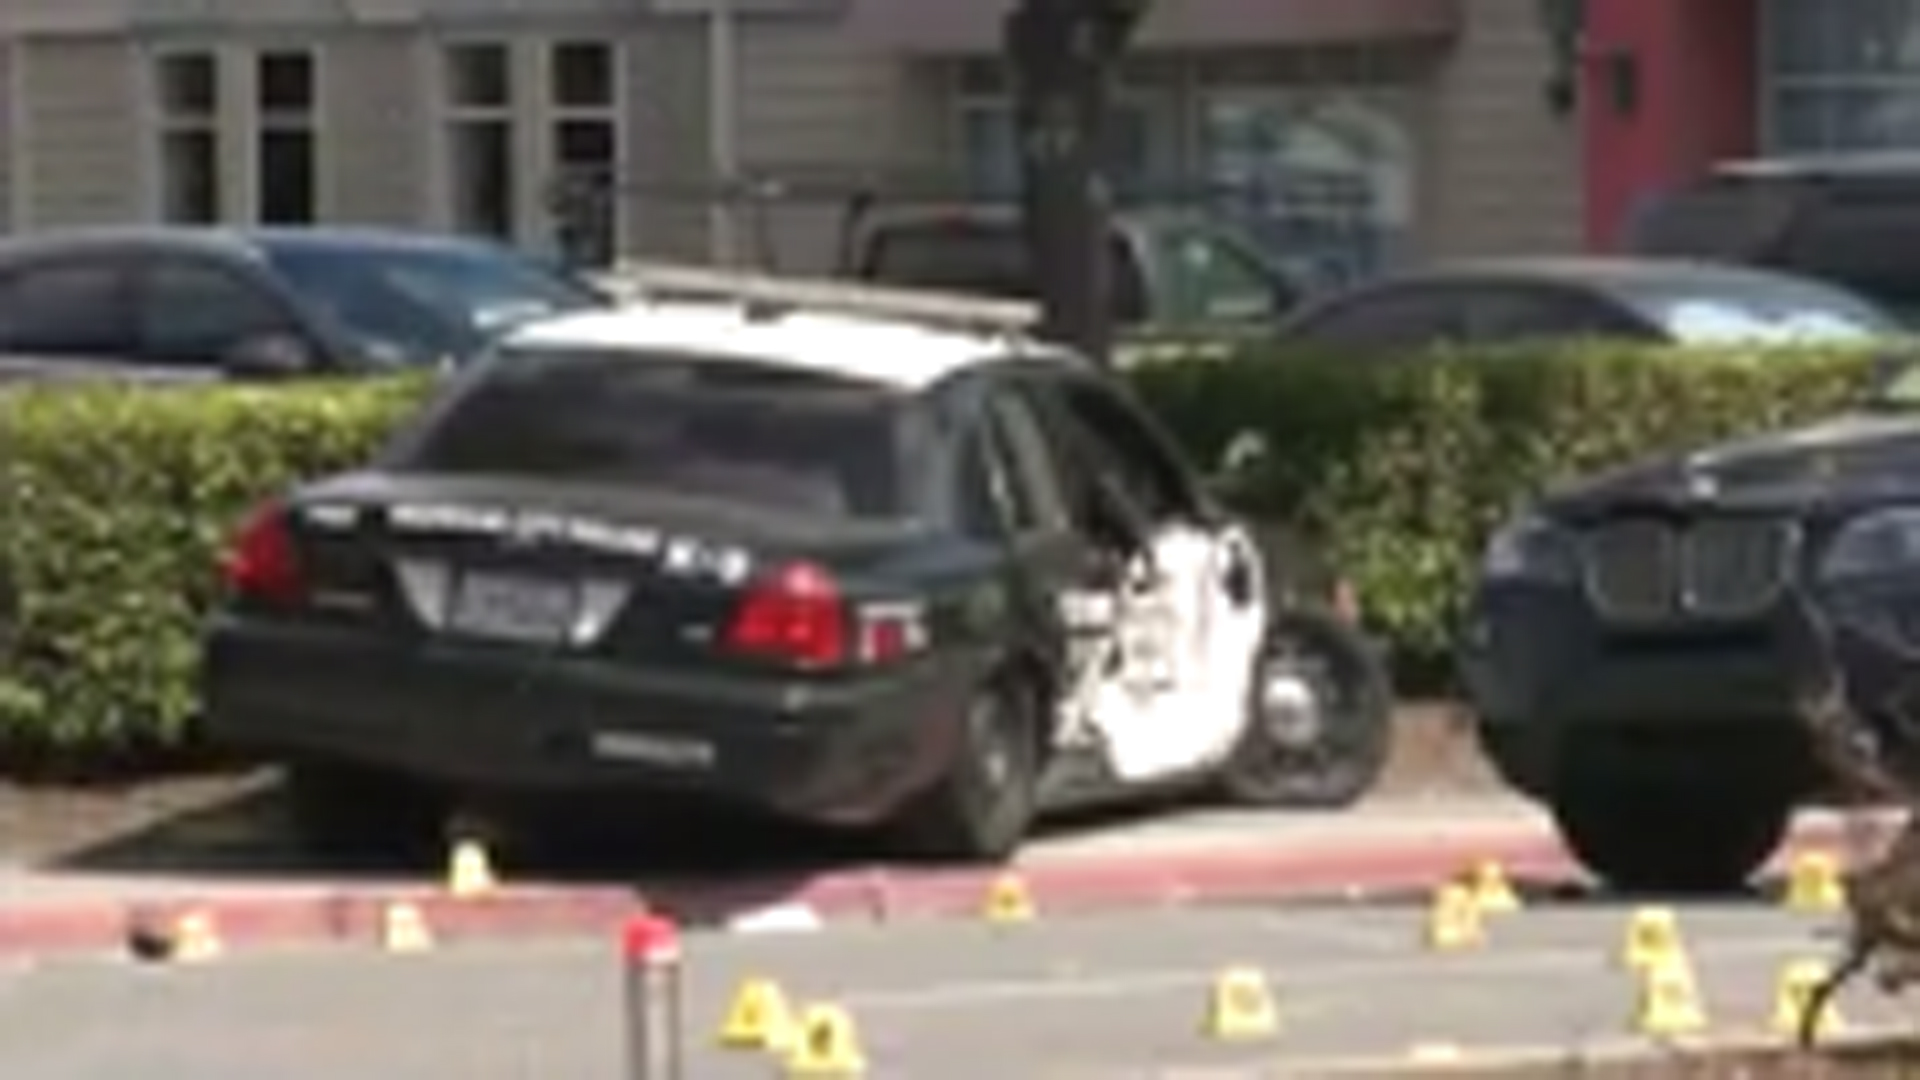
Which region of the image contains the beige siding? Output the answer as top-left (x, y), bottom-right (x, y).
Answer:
top-left (731, 23), bottom-right (942, 273)
top-left (1425, 0), bottom-right (1581, 257)
top-left (0, 42), bottom-right (14, 230)
top-left (17, 36), bottom-right (139, 226)
top-left (624, 20), bottom-right (713, 263)
top-left (323, 31), bottom-right (426, 226)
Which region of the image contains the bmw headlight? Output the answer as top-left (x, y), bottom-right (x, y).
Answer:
top-left (1479, 512), bottom-right (1576, 583)
top-left (1819, 507), bottom-right (1920, 583)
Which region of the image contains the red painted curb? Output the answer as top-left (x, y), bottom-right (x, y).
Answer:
top-left (0, 810), bottom-right (1890, 962)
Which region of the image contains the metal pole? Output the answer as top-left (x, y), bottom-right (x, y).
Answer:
top-left (621, 914), bottom-right (685, 1080)
top-left (707, 0), bottom-right (740, 266)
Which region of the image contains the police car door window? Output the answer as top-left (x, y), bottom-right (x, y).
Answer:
top-left (1033, 375), bottom-right (1198, 528)
top-left (988, 389), bottom-right (1073, 533)
top-left (957, 403), bottom-right (1041, 538)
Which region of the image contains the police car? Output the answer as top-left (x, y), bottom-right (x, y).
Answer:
top-left (199, 265), bottom-right (1392, 861)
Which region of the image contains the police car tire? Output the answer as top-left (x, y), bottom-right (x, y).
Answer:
top-left (1550, 775), bottom-right (1793, 895)
top-left (282, 762), bottom-right (445, 861)
top-left (1218, 608), bottom-right (1393, 810)
top-left (887, 678), bottom-right (1040, 864)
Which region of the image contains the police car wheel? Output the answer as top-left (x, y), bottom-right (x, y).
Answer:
top-left (1219, 608), bottom-right (1393, 809)
top-left (887, 678), bottom-right (1040, 863)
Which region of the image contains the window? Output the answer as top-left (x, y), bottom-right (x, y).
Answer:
top-left (0, 259), bottom-right (134, 357)
top-left (1462, 286), bottom-right (1640, 342)
top-left (990, 389), bottom-right (1072, 533)
top-left (956, 98), bottom-right (1158, 200)
top-left (1283, 285), bottom-right (1471, 351)
top-left (546, 41), bottom-right (620, 267)
top-left (958, 410), bottom-right (1034, 538)
top-left (1762, 0), bottom-right (1920, 150)
top-left (155, 52), bottom-right (220, 223)
top-left (392, 350), bottom-right (912, 520)
top-left (260, 238), bottom-right (603, 363)
top-left (550, 41), bottom-right (613, 108)
top-left (1199, 93), bottom-right (1416, 291)
top-left (444, 43), bottom-right (517, 239)
top-left (148, 48), bottom-right (325, 224)
top-left (446, 43), bottom-right (511, 109)
top-left (1153, 226), bottom-right (1290, 324)
top-left (1026, 376), bottom-right (1197, 529)
top-left (133, 258), bottom-right (297, 367)
top-left (256, 51), bottom-right (318, 224)
top-left (860, 223), bottom-right (1148, 323)
top-left (958, 391), bottom-right (1070, 538)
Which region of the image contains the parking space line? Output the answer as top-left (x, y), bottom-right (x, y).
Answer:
top-left (1238, 910), bottom-right (1413, 953)
top-left (839, 933), bottom-right (1823, 1014)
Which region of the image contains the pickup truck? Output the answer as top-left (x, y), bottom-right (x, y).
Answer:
top-left (843, 205), bottom-right (1299, 364)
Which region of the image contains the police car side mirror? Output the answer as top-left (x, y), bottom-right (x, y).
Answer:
top-left (1208, 430), bottom-right (1271, 494)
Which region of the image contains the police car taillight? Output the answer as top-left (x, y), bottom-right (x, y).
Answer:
top-left (724, 561), bottom-right (848, 667)
top-left (221, 502), bottom-right (306, 605)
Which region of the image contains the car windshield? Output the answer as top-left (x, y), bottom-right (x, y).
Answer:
top-left (1612, 275), bottom-right (1902, 346)
top-left (861, 220), bottom-right (1148, 322)
top-left (389, 348), bottom-right (912, 520)
top-left (261, 240), bottom-right (605, 365)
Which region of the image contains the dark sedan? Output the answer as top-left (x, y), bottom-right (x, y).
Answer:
top-left (0, 226), bottom-right (610, 384)
top-left (1274, 255), bottom-right (1902, 352)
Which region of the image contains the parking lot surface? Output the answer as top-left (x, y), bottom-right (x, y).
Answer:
top-left (0, 894), bottom-right (1899, 1079)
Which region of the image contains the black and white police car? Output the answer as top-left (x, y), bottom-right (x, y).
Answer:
top-left (199, 268), bottom-right (1393, 861)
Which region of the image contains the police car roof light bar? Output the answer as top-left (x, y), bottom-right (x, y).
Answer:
top-left (596, 260), bottom-right (1042, 336)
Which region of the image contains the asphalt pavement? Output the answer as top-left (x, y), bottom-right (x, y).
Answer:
top-left (0, 894), bottom-right (1901, 1079)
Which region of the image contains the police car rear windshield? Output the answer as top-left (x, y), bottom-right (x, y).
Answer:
top-left (390, 348), bottom-right (912, 520)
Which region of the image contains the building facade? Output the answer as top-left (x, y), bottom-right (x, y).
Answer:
top-left (1582, 0), bottom-right (1920, 250)
top-left (0, 0), bottom-right (1585, 276)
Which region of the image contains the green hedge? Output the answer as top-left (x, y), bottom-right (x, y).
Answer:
top-left (1133, 342), bottom-right (1876, 662)
top-left (0, 343), bottom-right (1882, 764)
top-left (0, 377), bottom-right (430, 769)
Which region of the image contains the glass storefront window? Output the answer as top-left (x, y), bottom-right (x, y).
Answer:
top-left (1763, 0), bottom-right (1920, 150)
top-left (956, 100), bottom-right (1159, 200)
top-left (1197, 92), bottom-right (1415, 294)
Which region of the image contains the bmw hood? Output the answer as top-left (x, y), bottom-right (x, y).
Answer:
top-left (1541, 410), bottom-right (1920, 518)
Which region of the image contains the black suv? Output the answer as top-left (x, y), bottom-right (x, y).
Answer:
top-left (1628, 151), bottom-right (1920, 323)
top-left (1460, 355), bottom-right (1920, 894)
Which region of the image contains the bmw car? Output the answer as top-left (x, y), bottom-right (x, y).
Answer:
top-left (1460, 352), bottom-right (1920, 894)
top-left (198, 278), bottom-right (1394, 861)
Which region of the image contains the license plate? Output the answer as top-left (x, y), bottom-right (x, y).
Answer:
top-left (446, 571), bottom-right (579, 644)
top-left (591, 731), bottom-right (716, 769)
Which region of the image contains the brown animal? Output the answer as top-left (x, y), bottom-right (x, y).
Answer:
top-left (1794, 674), bottom-right (1920, 1049)
top-left (1796, 814), bottom-right (1920, 1048)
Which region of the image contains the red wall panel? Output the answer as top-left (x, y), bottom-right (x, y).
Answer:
top-left (1582, 0), bottom-right (1759, 250)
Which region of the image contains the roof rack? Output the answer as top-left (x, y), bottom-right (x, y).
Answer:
top-left (592, 259), bottom-right (1041, 335)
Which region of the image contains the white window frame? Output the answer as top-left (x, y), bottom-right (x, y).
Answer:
top-left (426, 36), bottom-right (627, 254)
top-left (435, 39), bottom-right (522, 239)
top-left (136, 42), bottom-right (331, 224)
top-left (144, 46), bottom-right (223, 224)
top-left (251, 46), bottom-right (325, 225)
top-left (540, 38), bottom-right (626, 260)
